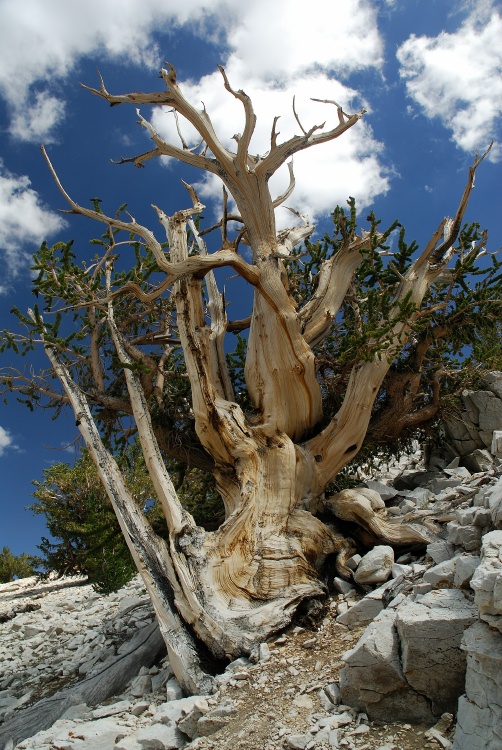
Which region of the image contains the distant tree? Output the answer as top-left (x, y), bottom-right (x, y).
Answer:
top-left (0, 546), bottom-right (35, 583)
top-left (30, 441), bottom-right (223, 594)
top-left (0, 65), bottom-right (497, 693)
top-left (30, 443), bottom-right (155, 593)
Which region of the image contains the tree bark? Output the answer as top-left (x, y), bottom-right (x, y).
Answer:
top-left (33, 69), bottom-right (492, 695)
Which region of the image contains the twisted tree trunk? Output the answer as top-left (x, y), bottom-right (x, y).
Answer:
top-left (35, 66), bottom-right (490, 693)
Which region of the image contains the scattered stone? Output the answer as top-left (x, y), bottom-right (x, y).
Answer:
top-left (447, 521), bottom-right (482, 551)
top-left (423, 559), bottom-right (456, 588)
top-left (353, 546), bottom-right (394, 585)
top-left (364, 480), bottom-right (399, 501)
top-left (284, 733), bottom-right (312, 749)
top-left (196, 714), bottom-right (229, 737)
top-left (397, 589), bottom-right (477, 716)
top-left (453, 554), bottom-right (480, 589)
top-left (91, 699), bottom-right (132, 718)
top-left (333, 577), bottom-right (356, 595)
top-left (345, 554), bottom-right (362, 571)
top-left (136, 721), bottom-right (186, 748)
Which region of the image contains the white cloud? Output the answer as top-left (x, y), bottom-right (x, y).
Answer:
top-left (0, 0), bottom-right (390, 220)
top-left (0, 0), bottom-right (383, 136)
top-left (397, 2), bottom-right (502, 159)
top-left (0, 425), bottom-right (16, 456)
top-left (0, 161), bottom-right (67, 292)
top-left (223, 0), bottom-right (383, 80)
top-left (0, 0), bottom-right (220, 141)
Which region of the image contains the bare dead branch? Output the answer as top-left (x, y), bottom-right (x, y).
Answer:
top-left (217, 65), bottom-right (257, 173)
top-left (292, 96), bottom-right (307, 135)
top-left (416, 142), bottom-right (494, 272)
top-left (272, 161), bottom-right (296, 209)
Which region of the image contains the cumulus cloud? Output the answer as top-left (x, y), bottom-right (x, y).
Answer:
top-left (397, 1), bottom-right (502, 159)
top-left (0, 0), bottom-right (221, 141)
top-left (0, 0), bottom-right (383, 134)
top-left (0, 161), bottom-right (67, 292)
top-left (0, 425), bottom-right (16, 456)
top-left (0, 0), bottom-right (390, 220)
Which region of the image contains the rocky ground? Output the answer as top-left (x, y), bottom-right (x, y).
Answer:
top-left (0, 572), bottom-right (449, 750)
top-left (1, 440), bottom-right (502, 750)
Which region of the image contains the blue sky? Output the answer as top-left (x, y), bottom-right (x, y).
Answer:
top-left (0, 0), bottom-right (501, 558)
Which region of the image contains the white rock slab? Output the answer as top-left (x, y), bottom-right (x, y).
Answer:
top-left (353, 546), bottom-right (394, 585)
top-left (339, 609), bottom-right (432, 723)
top-left (396, 589), bottom-right (477, 716)
top-left (470, 530), bottom-right (502, 632)
top-left (453, 621), bottom-right (502, 750)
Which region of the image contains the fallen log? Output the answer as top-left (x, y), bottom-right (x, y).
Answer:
top-left (0, 619), bottom-right (165, 749)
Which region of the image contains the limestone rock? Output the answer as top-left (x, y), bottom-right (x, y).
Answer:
top-left (468, 391), bottom-right (502, 436)
top-left (353, 546), bottom-right (394, 585)
top-left (284, 733), bottom-right (312, 749)
top-left (464, 449), bottom-right (494, 473)
top-left (196, 714), bottom-right (229, 736)
top-left (491, 430), bottom-right (502, 457)
top-left (364, 480), bottom-right (399, 501)
top-left (176, 699), bottom-right (208, 739)
top-left (486, 478), bottom-right (502, 528)
top-left (453, 621), bottom-right (502, 750)
top-left (481, 371), bottom-right (502, 399)
top-left (423, 559), bottom-right (456, 588)
top-left (427, 541), bottom-right (456, 564)
top-left (341, 589), bottom-right (477, 723)
top-left (470, 530), bottom-right (502, 632)
top-left (340, 609), bottom-right (432, 723)
top-left (136, 722), bottom-right (186, 749)
top-left (336, 594), bottom-right (384, 629)
top-left (396, 589), bottom-right (477, 716)
top-left (447, 521), bottom-right (482, 551)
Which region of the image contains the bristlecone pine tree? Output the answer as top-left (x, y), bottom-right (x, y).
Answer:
top-left (0, 66), bottom-right (495, 693)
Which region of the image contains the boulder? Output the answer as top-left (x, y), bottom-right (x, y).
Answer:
top-left (447, 521), bottom-right (482, 551)
top-left (468, 391), bottom-right (502, 437)
top-left (340, 609), bottom-right (433, 723)
top-left (364, 480), bottom-right (399, 501)
top-left (336, 577), bottom-right (403, 629)
top-left (464, 449), bottom-right (494, 473)
top-left (427, 541), bottom-right (456, 565)
top-left (396, 589), bottom-right (477, 717)
top-left (453, 554), bottom-right (480, 589)
top-left (491, 431), bottom-right (502, 457)
top-left (445, 413), bottom-right (483, 455)
top-left (136, 722), bottom-right (186, 749)
top-left (481, 371), bottom-right (502, 400)
top-left (340, 589), bottom-right (477, 723)
top-left (423, 559), bottom-right (456, 588)
top-left (353, 546), bottom-right (394, 585)
top-left (470, 530), bottom-right (502, 633)
top-left (453, 622), bottom-right (502, 750)
top-left (486, 478), bottom-right (502, 529)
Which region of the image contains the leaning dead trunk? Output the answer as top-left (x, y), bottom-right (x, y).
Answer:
top-left (33, 67), bottom-right (491, 692)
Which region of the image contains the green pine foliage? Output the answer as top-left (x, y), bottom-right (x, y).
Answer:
top-left (29, 440), bottom-right (224, 592)
top-left (2, 198), bottom-right (501, 575)
top-left (0, 546), bottom-right (35, 583)
top-left (30, 443), bottom-right (156, 593)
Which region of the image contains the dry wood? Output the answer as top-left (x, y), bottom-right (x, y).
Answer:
top-left (34, 66), bottom-right (490, 693)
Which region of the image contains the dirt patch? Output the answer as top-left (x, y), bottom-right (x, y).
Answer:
top-left (187, 597), bottom-right (454, 750)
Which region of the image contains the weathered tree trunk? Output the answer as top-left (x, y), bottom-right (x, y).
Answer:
top-left (36, 67), bottom-right (491, 694)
